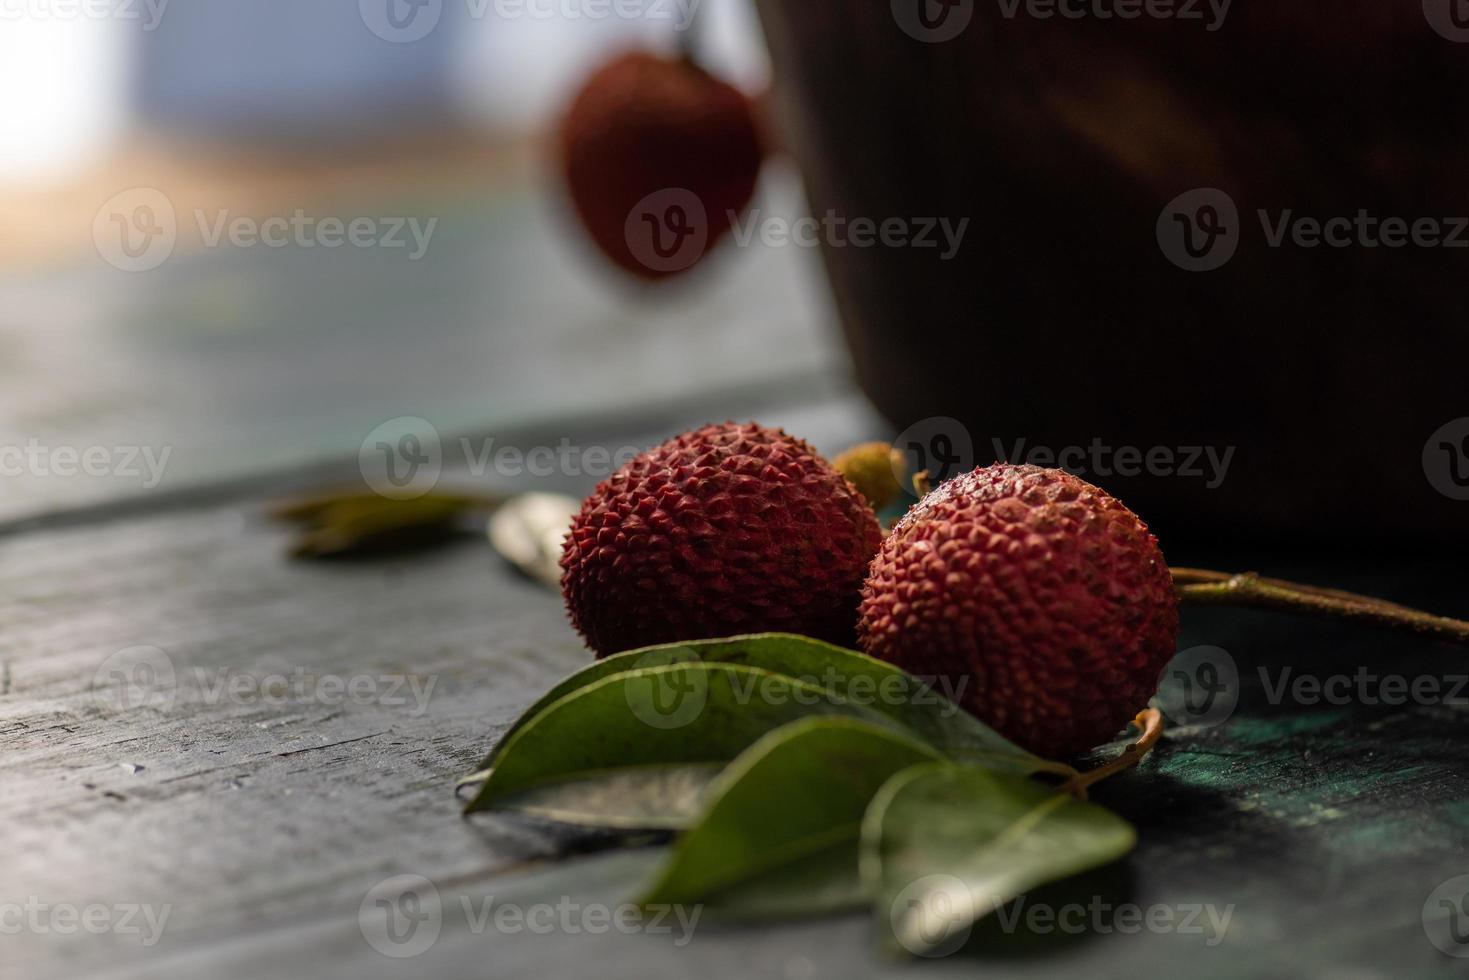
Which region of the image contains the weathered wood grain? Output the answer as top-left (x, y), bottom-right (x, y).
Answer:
top-left (0, 166), bottom-right (840, 523)
top-left (3, 404), bottom-right (1468, 980)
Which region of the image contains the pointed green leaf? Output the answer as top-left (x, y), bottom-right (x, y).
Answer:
top-left (863, 763), bottom-right (1136, 957)
top-left (471, 763), bottom-right (724, 831)
top-left (464, 662), bottom-right (907, 822)
top-left (473, 634), bottom-right (1068, 778)
top-left (268, 489), bottom-right (497, 559)
top-left (639, 718), bottom-right (945, 918)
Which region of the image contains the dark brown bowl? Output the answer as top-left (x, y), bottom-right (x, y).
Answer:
top-left (756, 1), bottom-right (1469, 548)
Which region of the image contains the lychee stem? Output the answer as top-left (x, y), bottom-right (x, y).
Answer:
top-left (1064, 708), bottom-right (1164, 800)
top-left (675, 5), bottom-right (706, 63)
top-left (1173, 568), bottom-right (1469, 645)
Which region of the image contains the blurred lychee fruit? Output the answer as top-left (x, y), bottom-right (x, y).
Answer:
top-left (559, 52), bottom-right (764, 280)
top-left (858, 465), bottom-right (1179, 759)
top-left (562, 422), bottom-right (883, 657)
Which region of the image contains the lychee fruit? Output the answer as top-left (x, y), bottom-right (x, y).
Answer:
top-left (562, 422), bottom-right (884, 657)
top-left (559, 51), bottom-right (764, 281)
top-left (833, 442), bottom-right (909, 512)
top-left (858, 464), bottom-right (1179, 759)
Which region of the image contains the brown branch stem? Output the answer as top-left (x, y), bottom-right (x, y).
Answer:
top-left (1173, 568), bottom-right (1469, 645)
top-left (1065, 708), bottom-right (1164, 800)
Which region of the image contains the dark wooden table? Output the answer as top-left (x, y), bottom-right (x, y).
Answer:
top-left (4, 172), bottom-right (1466, 980)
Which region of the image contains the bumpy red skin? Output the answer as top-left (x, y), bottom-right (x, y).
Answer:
top-left (560, 52), bottom-right (763, 281)
top-left (563, 423), bottom-right (884, 657)
top-left (858, 465), bottom-right (1179, 759)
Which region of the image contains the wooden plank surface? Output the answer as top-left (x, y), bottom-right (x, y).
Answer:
top-left (3, 167), bottom-right (1466, 980)
top-left (0, 163), bottom-right (838, 522)
top-left (5, 393), bottom-right (1468, 979)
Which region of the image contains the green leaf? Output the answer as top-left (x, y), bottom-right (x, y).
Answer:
top-left (474, 764), bottom-right (725, 831)
top-left (862, 763), bottom-right (1136, 958)
top-left (269, 489), bottom-right (497, 559)
top-left (486, 492), bottom-right (579, 587)
top-left (472, 634), bottom-right (1069, 778)
top-left (464, 662), bottom-right (908, 823)
top-left (639, 717), bottom-right (945, 918)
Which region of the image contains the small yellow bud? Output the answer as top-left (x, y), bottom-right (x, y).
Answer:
top-left (834, 442), bottom-right (908, 511)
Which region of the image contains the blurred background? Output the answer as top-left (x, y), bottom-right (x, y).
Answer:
top-left (0, 0), bottom-right (854, 520)
top-left (9, 0), bottom-right (1464, 547)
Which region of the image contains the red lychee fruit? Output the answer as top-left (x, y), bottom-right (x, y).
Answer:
top-left (562, 422), bottom-right (884, 657)
top-left (858, 465), bottom-right (1179, 759)
top-left (559, 51), bottom-right (764, 281)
